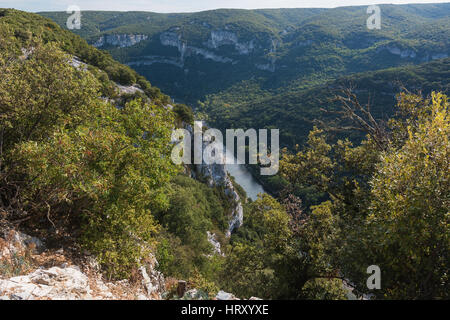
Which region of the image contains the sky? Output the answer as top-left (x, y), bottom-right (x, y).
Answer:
top-left (0, 0), bottom-right (448, 13)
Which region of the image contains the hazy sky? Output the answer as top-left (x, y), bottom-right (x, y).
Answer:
top-left (1, 0), bottom-right (449, 12)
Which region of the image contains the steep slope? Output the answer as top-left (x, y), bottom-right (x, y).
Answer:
top-left (0, 9), bottom-right (246, 295)
top-left (0, 9), bottom-right (170, 103)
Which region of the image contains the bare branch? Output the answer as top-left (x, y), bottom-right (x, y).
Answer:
top-left (332, 87), bottom-right (390, 150)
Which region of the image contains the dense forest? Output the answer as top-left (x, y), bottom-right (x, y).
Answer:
top-left (0, 7), bottom-right (449, 300)
top-left (42, 4), bottom-right (450, 107)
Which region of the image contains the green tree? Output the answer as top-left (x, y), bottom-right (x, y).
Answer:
top-left (222, 194), bottom-right (346, 299)
top-left (365, 92), bottom-right (449, 298)
top-left (280, 91), bottom-right (449, 299)
top-left (1, 41), bottom-right (178, 278)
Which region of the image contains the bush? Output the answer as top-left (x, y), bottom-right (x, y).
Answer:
top-left (173, 104), bottom-right (194, 125)
top-left (154, 175), bottom-right (229, 281)
top-left (0, 40), bottom-right (178, 278)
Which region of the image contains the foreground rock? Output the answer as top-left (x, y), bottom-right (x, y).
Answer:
top-left (0, 265), bottom-right (113, 300)
top-left (0, 229), bottom-right (164, 300)
top-left (0, 263), bottom-right (167, 300)
top-left (214, 290), bottom-right (261, 300)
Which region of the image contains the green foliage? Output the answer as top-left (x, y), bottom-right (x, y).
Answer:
top-left (0, 42), bottom-right (100, 150)
top-left (0, 8), bottom-right (169, 103)
top-left (222, 194), bottom-right (346, 299)
top-left (280, 92), bottom-right (450, 299)
top-left (159, 181), bottom-right (213, 253)
top-left (188, 269), bottom-right (220, 299)
top-left (302, 278), bottom-right (348, 300)
top-left (154, 175), bottom-right (229, 283)
top-left (173, 104), bottom-right (194, 126)
top-left (365, 92), bottom-right (449, 299)
top-left (104, 64), bottom-right (136, 85)
top-left (0, 36), bottom-right (178, 278)
top-left (203, 58), bottom-right (450, 150)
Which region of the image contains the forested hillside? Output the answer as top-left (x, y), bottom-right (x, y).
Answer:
top-left (202, 57), bottom-right (450, 147)
top-left (0, 9), bottom-right (245, 296)
top-left (41, 4), bottom-right (450, 111)
top-left (0, 6), bottom-right (448, 301)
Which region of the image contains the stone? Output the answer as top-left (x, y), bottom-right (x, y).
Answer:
top-left (0, 266), bottom-right (112, 300)
top-left (216, 290), bottom-right (240, 300)
top-left (207, 231), bottom-right (224, 256)
top-left (3, 229), bottom-right (45, 254)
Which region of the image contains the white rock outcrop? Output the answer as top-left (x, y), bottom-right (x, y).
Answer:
top-left (160, 31), bottom-right (234, 66)
top-left (205, 30), bottom-right (256, 55)
top-left (207, 231), bottom-right (224, 256)
top-left (0, 229), bottom-right (165, 300)
top-left (1, 229), bottom-right (45, 255)
top-left (116, 84), bottom-right (144, 95)
top-left (0, 261), bottom-right (166, 300)
top-left (127, 56), bottom-right (184, 68)
top-left (139, 254), bottom-right (165, 298)
top-left (0, 266), bottom-right (113, 300)
top-left (93, 34), bottom-right (148, 48)
top-left (377, 45), bottom-right (416, 59)
top-left (187, 123), bottom-right (244, 236)
top-left (216, 290), bottom-right (239, 300)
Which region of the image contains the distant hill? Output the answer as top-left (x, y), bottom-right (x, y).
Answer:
top-left (40, 4), bottom-right (450, 107)
top-left (202, 57), bottom-right (450, 147)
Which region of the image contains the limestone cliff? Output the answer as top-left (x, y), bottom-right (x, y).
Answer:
top-left (186, 123), bottom-right (244, 236)
top-left (123, 29), bottom-right (277, 71)
top-left (94, 34), bottom-right (148, 48)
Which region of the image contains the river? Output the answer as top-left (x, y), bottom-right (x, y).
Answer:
top-left (225, 163), bottom-right (266, 201)
top-left (200, 121), bottom-right (266, 201)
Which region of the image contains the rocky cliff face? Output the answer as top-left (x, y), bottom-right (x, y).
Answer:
top-left (95, 28), bottom-right (450, 79)
top-left (377, 45), bottom-right (417, 59)
top-left (207, 231), bottom-right (224, 256)
top-left (124, 29), bottom-right (276, 71)
top-left (159, 31), bottom-right (235, 66)
top-left (127, 56), bottom-right (184, 68)
top-left (192, 147), bottom-right (244, 236)
top-left (94, 34), bottom-right (148, 48)
top-left (205, 30), bottom-right (256, 55)
top-left (193, 155), bottom-right (244, 236)
top-left (377, 44), bottom-right (449, 62)
top-left (186, 123), bottom-right (244, 236)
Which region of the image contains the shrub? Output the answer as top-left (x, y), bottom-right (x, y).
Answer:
top-left (0, 40), bottom-right (178, 278)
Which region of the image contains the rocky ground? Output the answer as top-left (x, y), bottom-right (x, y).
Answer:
top-left (0, 228), bottom-right (254, 300)
top-left (0, 229), bottom-right (165, 300)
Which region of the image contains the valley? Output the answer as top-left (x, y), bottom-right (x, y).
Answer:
top-left (41, 3), bottom-right (450, 149)
top-left (0, 3), bottom-right (448, 301)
